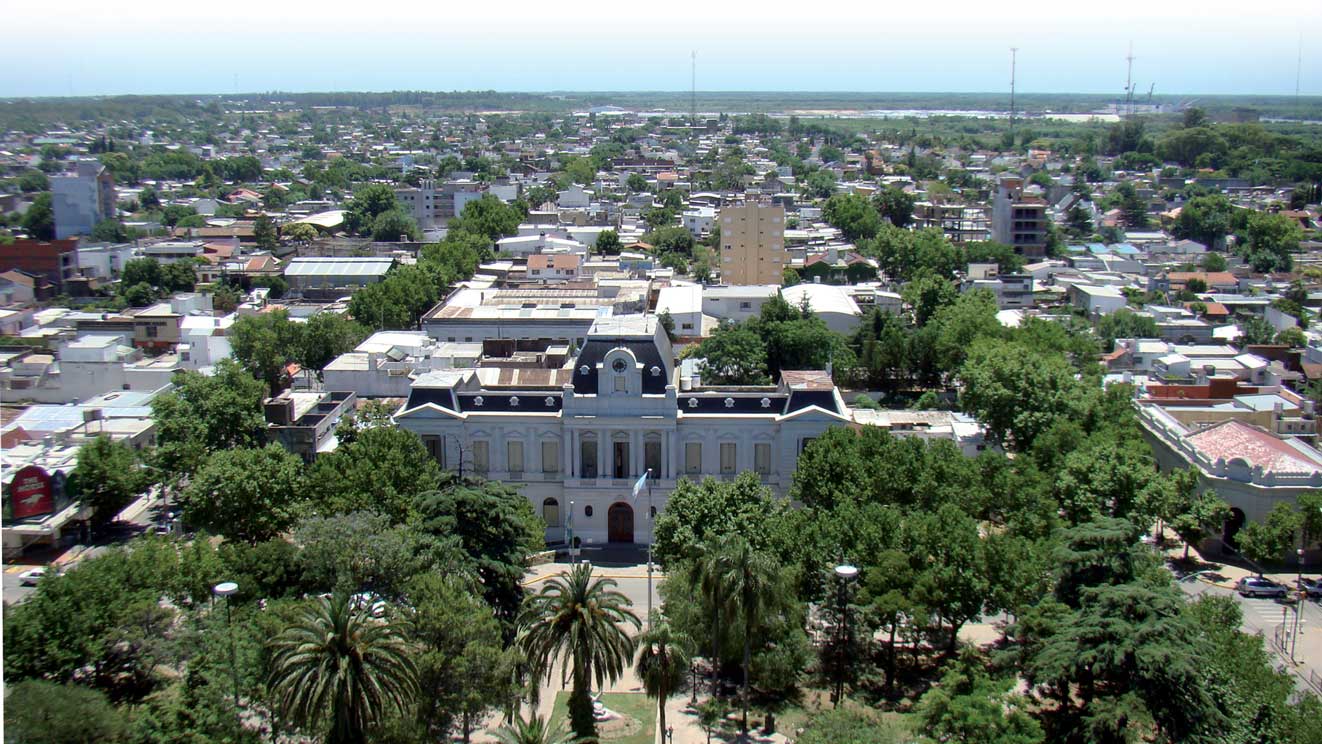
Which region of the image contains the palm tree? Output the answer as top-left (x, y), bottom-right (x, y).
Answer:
top-left (267, 593), bottom-right (419, 744)
top-left (689, 534), bottom-right (738, 697)
top-left (517, 562), bottom-right (641, 741)
top-left (492, 714), bottom-right (581, 744)
top-left (718, 537), bottom-right (780, 734)
top-left (635, 617), bottom-right (693, 742)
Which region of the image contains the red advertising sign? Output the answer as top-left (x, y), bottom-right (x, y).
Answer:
top-left (10, 465), bottom-right (54, 519)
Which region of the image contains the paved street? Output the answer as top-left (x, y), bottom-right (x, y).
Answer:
top-left (1178, 575), bottom-right (1322, 694)
top-left (2, 489), bottom-right (166, 605)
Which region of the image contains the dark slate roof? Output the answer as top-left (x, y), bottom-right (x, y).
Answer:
top-left (678, 394), bottom-right (788, 414)
top-left (404, 387), bottom-right (457, 411)
top-left (572, 339), bottom-right (668, 395)
top-left (785, 389), bottom-right (841, 415)
top-left (456, 392), bottom-right (563, 413)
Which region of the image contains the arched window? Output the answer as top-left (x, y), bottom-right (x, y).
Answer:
top-left (542, 498), bottom-right (561, 528)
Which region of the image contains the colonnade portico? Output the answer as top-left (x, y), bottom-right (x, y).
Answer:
top-left (565, 423), bottom-right (676, 482)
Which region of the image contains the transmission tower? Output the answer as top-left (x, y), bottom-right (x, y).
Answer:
top-left (1124, 42), bottom-right (1135, 117)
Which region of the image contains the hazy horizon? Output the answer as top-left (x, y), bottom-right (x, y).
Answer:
top-left (5, 0), bottom-right (1320, 99)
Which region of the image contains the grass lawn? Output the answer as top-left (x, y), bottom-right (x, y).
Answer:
top-left (547, 691), bottom-right (655, 744)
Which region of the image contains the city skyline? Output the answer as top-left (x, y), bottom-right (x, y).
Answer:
top-left (4, 0), bottom-right (1321, 98)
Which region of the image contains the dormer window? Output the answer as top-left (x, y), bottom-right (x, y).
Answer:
top-left (650, 366), bottom-right (661, 376)
top-left (509, 396), bottom-right (519, 407)
top-left (688, 398), bottom-right (698, 408)
top-left (760, 397), bottom-right (771, 408)
top-left (612, 358), bottom-right (628, 373)
top-left (580, 365), bottom-right (590, 375)
top-left (545, 396), bottom-right (555, 406)
top-left (474, 396), bottom-right (484, 407)
top-left (724, 398), bottom-right (735, 408)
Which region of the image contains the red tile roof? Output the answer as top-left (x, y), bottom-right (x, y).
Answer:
top-left (1187, 420), bottom-right (1322, 474)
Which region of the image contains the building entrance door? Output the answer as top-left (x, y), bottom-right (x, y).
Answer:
top-left (607, 502), bottom-right (634, 543)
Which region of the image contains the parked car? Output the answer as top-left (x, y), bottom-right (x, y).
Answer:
top-left (1237, 576), bottom-right (1288, 598)
top-left (18, 567), bottom-right (48, 586)
top-left (1299, 576), bottom-right (1322, 600)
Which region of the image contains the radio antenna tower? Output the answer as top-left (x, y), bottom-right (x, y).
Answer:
top-left (1009, 47), bottom-right (1018, 139)
top-left (691, 51), bottom-right (697, 128)
top-left (1296, 34), bottom-right (1304, 119)
top-left (1124, 42), bottom-right (1135, 116)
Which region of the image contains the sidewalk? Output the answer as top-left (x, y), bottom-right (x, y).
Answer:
top-left (1164, 537), bottom-right (1322, 695)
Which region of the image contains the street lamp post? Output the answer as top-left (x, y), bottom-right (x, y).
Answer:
top-left (832, 564), bottom-right (859, 709)
top-left (647, 468), bottom-right (655, 629)
top-left (213, 581), bottom-right (241, 733)
top-left (1292, 545), bottom-right (1305, 662)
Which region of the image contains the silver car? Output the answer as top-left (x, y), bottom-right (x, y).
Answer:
top-left (1236, 576), bottom-right (1288, 598)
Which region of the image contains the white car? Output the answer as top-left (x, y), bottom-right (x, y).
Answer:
top-left (18, 567), bottom-right (48, 586)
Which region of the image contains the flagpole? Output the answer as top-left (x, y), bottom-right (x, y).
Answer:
top-left (647, 467), bottom-right (654, 629)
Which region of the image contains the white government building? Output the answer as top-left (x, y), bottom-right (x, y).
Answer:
top-left (394, 314), bottom-right (852, 546)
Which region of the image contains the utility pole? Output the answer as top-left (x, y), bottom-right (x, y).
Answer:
top-left (1009, 47), bottom-right (1018, 141)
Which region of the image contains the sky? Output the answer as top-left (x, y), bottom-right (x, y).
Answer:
top-left (3, 0), bottom-right (1321, 98)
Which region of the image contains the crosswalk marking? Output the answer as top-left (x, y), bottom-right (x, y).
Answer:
top-left (1241, 599), bottom-right (1293, 626)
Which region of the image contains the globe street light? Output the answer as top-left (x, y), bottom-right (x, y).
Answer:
top-left (213, 581), bottom-right (241, 733)
top-left (1292, 546), bottom-right (1305, 662)
top-left (832, 564), bottom-right (859, 708)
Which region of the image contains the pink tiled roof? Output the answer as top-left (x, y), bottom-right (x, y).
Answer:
top-left (1187, 420), bottom-right (1322, 475)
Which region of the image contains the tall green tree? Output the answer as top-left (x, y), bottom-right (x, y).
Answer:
top-left (1238, 211), bottom-right (1302, 273)
top-left (449, 193), bottom-right (524, 241)
top-left (717, 537), bottom-right (780, 733)
top-left (596, 228), bottom-right (622, 255)
top-left (915, 657), bottom-right (1043, 744)
top-left (253, 215), bottom-right (278, 251)
top-left (299, 312), bottom-right (369, 380)
top-left (150, 360), bottom-right (266, 481)
top-left (307, 427), bottom-right (442, 522)
top-left (70, 435), bottom-right (144, 529)
top-left (1172, 194), bottom-right (1236, 249)
top-left (516, 563), bottom-right (640, 741)
top-left (692, 321), bottom-right (769, 385)
top-left (1166, 475), bottom-right (1230, 560)
top-left (653, 473), bottom-right (785, 565)
top-left (959, 340), bottom-right (1080, 450)
top-left (21, 192), bottom-right (55, 240)
top-left (229, 308), bottom-right (302, 394)
top-left (343, 183), bottom-right (400, 236)
top-left (177, 445), bottom-right (306, 543)
top-left (873, 185), bottom-right (915, 228)
top-left (1238, 502), bottom-right (1302, 571)
top-left (635, 618), bottom-right (694, 741)
top-left (268, 593), bottom-right (419, 744)
top-left (408, 573), bottom-right (517, 743)
top-left (371, 209), bottom-right (420, 242)
top-left (3, 680), bottom-right (127, 744)
top-left (414, 479), bottom-right (544, 623)
top-left (822, 193), bottom-right (882, 241)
